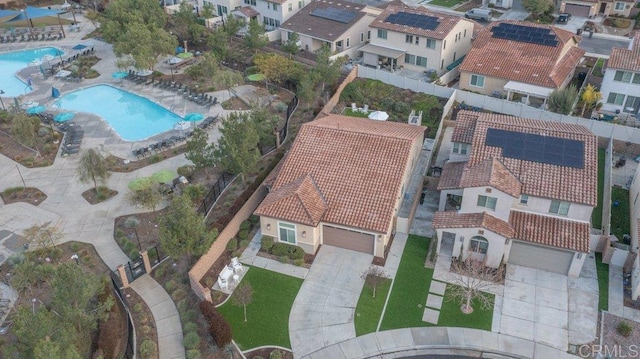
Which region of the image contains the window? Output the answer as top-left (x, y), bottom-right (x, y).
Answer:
top-left (549, 200), bottom-right (570, 215)
top-left (273, 3), bottom-right (278, 10)
top-left (607, 92), bottom-right (625, 105)
top-left (441, 60), bottom-right (444, 69)
top-left (336, 40), bottom-right (343, 50)
top-left (217, 4), bottom-right (228, 15)
top-left (624, 95), bottom-right (640, 112)
top-left (443, 40), bottom-right (446, 50)
top-left (477, 195), bottom-right (497, 210)
top-left (377, 29), bottom-right (387, 39)
top-left (288, 3), bottom-right (292, 11)
top-left (244, 0), bottom-right (256, 5)
top-left (426, 38), bottom-right (436, 49)
top-left (470, 236), bottom-right (489, 254)
top-left (453, 52), bottom-right (457, 61)
top-left (263, 17), bottom-right (280, 27)
top-left (298, 0), bottom-right (302, 8)
top-left (614, 70), bottom-right (633, 83)
top-left (404, 54), bottom-right (415, 65)
top-left (415, 36), bottom-right (419, 45)
top-left (405, 34), bottom-right (413, 43)
top-left (346, 37), bottom-right (350, 47)
top-left (615, 1), bottom-right (625, 10)
top-left (360, 32), bottom-right (364, 43)
top-left (278, 222), bottom-right (296, 243)
top-left (470, 74), bottom-right (485, 88)
top-left (367, 30), bottom-right (370, 40)
top-left (519, 194), bottom-right (529, 204)
top-left (464, 29), bottom-right (467, 37)
top-left (634, 74), bottom-right (640, 84)
top-left (452, 142), bottom-right (468, 154)
top-left (634, 193), bottom-right (639, 206)
top-left (416, 56), bottom-right (427, 67)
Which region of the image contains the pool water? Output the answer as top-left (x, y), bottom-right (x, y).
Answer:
top-left (55, 84), bottom-right (183, 141)
top-left (0, 47), bottom-right (63, 97)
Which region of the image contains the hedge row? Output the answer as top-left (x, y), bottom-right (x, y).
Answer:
top-left (199, 301), bottom-right (233, 346)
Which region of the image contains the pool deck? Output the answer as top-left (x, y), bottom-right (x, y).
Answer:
top-left (0, 15), bottom-right (240, 160)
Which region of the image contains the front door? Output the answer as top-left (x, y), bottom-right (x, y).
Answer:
top-left (599, 2), bottom-right (607, 14)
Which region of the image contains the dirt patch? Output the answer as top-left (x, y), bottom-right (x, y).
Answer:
top-left (221, 97), bottom-right (251, 111)
top-left (105, 144), bottom-right (187, 173)
top-left (82, 187), bottom-right (118, 205)
top-left (244, 348), bottom-right (293, 359)
top-left (0, 186), bottom-right (47, 206)
top-left (114, 209), bottom-right (166, 254)
top-left (0, 127), bottom-right (61, 168)
top-left (122, 287), bottom-right (159, 359)
top-left (599, 312), bottom-right (640, 358)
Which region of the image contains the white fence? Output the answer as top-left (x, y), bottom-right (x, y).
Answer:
top-left (357, 65), bottom-right (640, 146)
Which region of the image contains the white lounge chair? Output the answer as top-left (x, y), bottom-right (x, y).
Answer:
top-left (231, 257), bottom-right (244, 274)
top-left (217, 265), bottom-right (234, 289)
top-left (351, 103), bottom-right (358, 112)
top-left (361, 104), bottom-right (369, 113)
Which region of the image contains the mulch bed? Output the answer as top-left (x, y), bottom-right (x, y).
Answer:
top-left (105, 144), bottom-right (187, 173)
top-left (82, 187), bottom-right (118, 205)
top-left (114, 209), bottom-right (167, 251)
top-left (244, 348), bottom-right (293, 359)
top-left (0, 129), bottom-right (60, 168)
top-left (221, 97), bottom-right (251, 111)
top-left (0, 186), bottom-right (47, 206)
top-left (600, 312), bottom-right (640, 358)
top-left (122, 287), bottom-right (159, 359)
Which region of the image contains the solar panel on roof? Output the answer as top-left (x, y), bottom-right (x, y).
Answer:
top-left (385, 11), bottom-right (440, 31)
top-left (485, 128), bottom-right (585, 168)
top-left (310, 7), bottom-right (357, 24)
top-left (490, 22), bottom-right (558, 47)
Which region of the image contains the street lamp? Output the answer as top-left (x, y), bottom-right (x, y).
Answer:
top-left (0, 90), bottom-right (5, 111)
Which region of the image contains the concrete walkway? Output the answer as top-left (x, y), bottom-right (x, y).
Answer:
top-left (239, 231), bottom-right (309, 280)
top-left (609, 265), bottom-right (640, 321)
top-left (301, 327), bottom-right (578, 359)
top-left (289, 246), bottom-right (372, 358)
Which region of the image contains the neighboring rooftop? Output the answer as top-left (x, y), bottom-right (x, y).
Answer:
top-left (280, 0), bottom-right (374, 42)
top-left (255, 115), bottom-right (426, 233)
top-left (459, 20), bottom-right (585, 88)
top-left (451, 111), bottom-right (598, 206)
top-left (370, 3), bottom-right (467, 40)
top-left (607, 32), bottom-right (640, 72)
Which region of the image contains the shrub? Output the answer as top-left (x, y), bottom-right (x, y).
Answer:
top-left (239, 240), bottom-right (249, 249)
top-left (238, 230), bottom-right (249, 240)
top-left (177, 165), bottom-right (196, 179)
top-left (270, 350), bottom-right (285, 359)
top-left (182, 309), bottom-right (197, 322)
top-left (183, 331), bottom-right (200, 349)
top-left (123, 240), bottom-right (135, 253)
top-left (199, 300), bottom-right (217, 320)
top-left (293, 259), bottom-right (305, 266)
top-left (124, 216), bottom-right (140, 228)
top-left (186, 349), bottom-right (202, 359)
top-left (133, 303), bottom-right (143, 313)
top-left (183, 321), bottom-right (198, 333)
top-left (617, 321), bottom-right (633, 337)
top-left (261, 236), bottom-right (274, 252)
top-left (226, 239), bottom-right (238, 252)
top-left (240, 220), bottom-right (251, 230)
top-left (289, 246), bottom-right (305, 260)
top-left (129, 249), bottom-right (140, 260)
top-left (164, 280), bottom-right (178, 293)
top-left (249, 215), bottom-right (259, 224)
top-left (208, 316), bottom-right (233, 346)
top-left (277, 255), bottom-right (289, 263)
top-left (139, 340), bottom-right (158, 359)
top-left (271, 243), bottom-right (290, 257)
top-left (148, 154), bottom-right (161, 164)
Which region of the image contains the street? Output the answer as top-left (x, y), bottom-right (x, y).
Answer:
top-left (579, 36), bottom-right (631, 56)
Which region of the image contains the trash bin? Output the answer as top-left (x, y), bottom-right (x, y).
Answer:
top-left (589, 30), bottom-right (594, 38)
top-left (577, 28), bottom-right (582, 35)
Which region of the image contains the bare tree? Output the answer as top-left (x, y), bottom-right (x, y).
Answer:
top-left (360, 266), bottom-right (389, 298)
top-left (447, 255), bottom-right (504, 314)
top-left (23, 222), bottom-right (63, 249)
top-left (231, 282), bottom-right (253, 322)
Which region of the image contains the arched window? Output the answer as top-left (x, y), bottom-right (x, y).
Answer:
top-left (470, 236), bottom-right (488, 254)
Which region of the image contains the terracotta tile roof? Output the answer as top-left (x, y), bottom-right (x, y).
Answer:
top-left (510, 211), bottom-right (590, 252)
top-left (280, 0), bottom-right (369, 42)
top-left (459, 158), bottom-right (522, 197)
top-left (370, 4), bottom-right (468, 40)
top-left (437, 161), bottom-right (466, 190)
top-left (608, 33), bottom-right (640, 72)
top-left (236, 6), bottom-right (260, 17)
top-left (452, 111), bottom-right (597, 206)
top-left (459, 21), bottom-right (585, 88)
top-left (451, 110), bottom-right (479, 143)
top-left (255, 175), bottom-right (327, 226)
top-left (256, 115), bottom-right (426, 233)
top-left (433, 211), bottom-right (515, 238)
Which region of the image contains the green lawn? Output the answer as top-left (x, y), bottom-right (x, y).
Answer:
top-left (429, 0), bottom-right (464, 7)
top-left (595, 253), bottom-right (609, 311)
top-left (355, 278), bottom-right (392, 336)
top-left (343, 108), bottom-right (370, 118)
top-left (380, 235), bottom-right (433, 330)
top-left (592, 148), bottom-right (605, 229)
top-left (611, 187), bottom-right (631, 242)
top-left (217, 267), bottom-right (303, 349)
top-left (439, 286), bottom-right (493, 330)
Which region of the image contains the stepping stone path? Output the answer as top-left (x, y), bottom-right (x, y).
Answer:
top-left (422, 280), bottom-right (447, 324)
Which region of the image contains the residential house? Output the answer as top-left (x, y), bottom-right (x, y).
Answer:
top-left (458, 21), bottom-right (584, 107)
top-left (559, 0), bottom-right (635, 18)
top-left (362, 3), bottom-right (475, 74)
top-left (483, 0), bottom-right (513, 9)
top-left (254, 115), bottom-right (426, 258)
top-left (199, 0), bottom-right (308, 39)
top-left (599, 33), bottom-right (640, 115)
top-left (433, 111), bottom-right (598, 277)
top-left (279, 0), bottom-right (381, 57)
top-left (627, 163), bottom-right (640, 300)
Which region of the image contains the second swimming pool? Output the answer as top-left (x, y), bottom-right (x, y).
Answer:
top-left (55, 84), bottom-right (184, 141)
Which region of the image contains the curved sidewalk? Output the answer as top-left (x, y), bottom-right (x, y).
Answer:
top-left (301, 327), bottom-right (577, 359)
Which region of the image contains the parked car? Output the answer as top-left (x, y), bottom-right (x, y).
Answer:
top-left (465, 8), bottom-right (491, 22)
top-left (557, 13), bottom-right (571, 24)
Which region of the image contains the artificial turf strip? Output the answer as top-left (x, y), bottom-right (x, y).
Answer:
top-left (591, 148), bottom-right (605, 229)
top-left (380, 235), bottom-right (433, 330)
top-left (610, 186), bottom-right (631, 242)
top-left (217, 266), bottom-right (303, 349)
top-left (595, 253), bottom-right (609, 311)
top-left (438, 285), bottom-right (494, 331)
top-left (354, 278), bottom-right (392, 336)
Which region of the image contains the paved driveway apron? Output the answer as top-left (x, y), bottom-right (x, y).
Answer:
top-left (289, 246), bottom-right (373, 358)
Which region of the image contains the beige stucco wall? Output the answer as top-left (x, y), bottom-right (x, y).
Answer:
top-left (510, 195), bottom-right (593, 222)
top-left (560, 0), bottom-right (633, 17)
top-left (459, 71), bottom-right (509, 95)
top-left (259, 216), bottom-right (320, 254)
top-left (459, 186), bottom-right (515, 222)
top-left (436, 227), bottom-right (506, 268)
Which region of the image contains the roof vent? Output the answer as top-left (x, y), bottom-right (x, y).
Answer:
top-left (532, 73), bottom-right (539, 77)
top-left (514, 70), bottom-right (520, 73)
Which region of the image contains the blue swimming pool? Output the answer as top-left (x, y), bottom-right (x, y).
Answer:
top-left (55, 84), bottom-right (184, 141)
top-left (0, 47), bottom-right (63, 97)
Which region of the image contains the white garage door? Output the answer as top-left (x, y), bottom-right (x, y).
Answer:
top-left (323, 226), bottom-right (375, 255)
top-left (564, 3), bottom-right (591, 17)
top-left (508, 241), bottom-right (573, 275)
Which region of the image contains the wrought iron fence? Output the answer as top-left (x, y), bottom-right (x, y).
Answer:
top-left (280, 95), bottom-right (298, 145)
top-left (197, 172), bottom-right (236, 215)
top-left (110, 275), bottom-right (135, 359)
top-left (147, 244), bottom-right (167, 267)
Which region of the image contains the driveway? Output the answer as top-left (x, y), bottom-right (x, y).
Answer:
top-left (500, 265), bottom-right (569, 350)
top-left (289, 245), bottom-right (373, 358)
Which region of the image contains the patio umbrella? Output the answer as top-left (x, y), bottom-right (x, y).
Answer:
top-left (151, 169), bottom-right (177, 184)
top-left (127, 177), bottom-right (154, 191)
top-left (136, 69), bottom-right (153, 77)
top-left (112, 71), bottom-right (128, 79)
top-left (176, 52), bottom-right (194, 59)
top-left (168, 57), bottom-right (182, 65)
top-left (26, 105), bottom-right (46, 114)
top-left (368, 111), bottom-right (389, 121)
top-left (184, 113), bottom-right (204, 122)
top-left (247, 74), bottom-right (266, 81)
top-left (54, 112), bottom-right (75, 122)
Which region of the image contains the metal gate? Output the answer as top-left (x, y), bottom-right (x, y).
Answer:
top-left (124, 255), bottom-right (146, 283)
